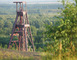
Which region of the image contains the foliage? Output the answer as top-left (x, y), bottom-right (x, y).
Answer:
top-left (0, 1), bottom-right (77, 60)
top-left (0, 6), bottom-right (59, 50)
top-left (44, 0), bottom-right (77, 55)
top-left (0, 4), bottom-right (63, 15)
top-left (42, 52), bottom-right (77, 60)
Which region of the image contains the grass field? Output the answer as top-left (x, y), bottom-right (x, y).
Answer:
top-left (0, 48), bottom-right (41, 60)
top-left (0, 48), bottom-right (77, 60)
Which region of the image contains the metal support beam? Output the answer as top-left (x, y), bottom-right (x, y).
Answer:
top-left (8, 1), bottom-right (35, 52)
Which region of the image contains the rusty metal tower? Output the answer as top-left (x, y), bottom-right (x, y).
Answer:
top-left (8, 1), bottom-right (35, 52)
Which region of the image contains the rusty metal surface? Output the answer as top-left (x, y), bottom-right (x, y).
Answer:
top-left (8, 2), bottom-right (35, 52)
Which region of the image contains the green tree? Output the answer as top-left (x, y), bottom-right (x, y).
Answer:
top-left (45, 0), bottom-right (77, 54)
top-left (0, 20), bottom-right (4, 34)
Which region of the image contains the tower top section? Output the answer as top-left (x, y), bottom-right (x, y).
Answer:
top-left (13, 1), bottom-right (26, 4)
top-left (13, 1), bottom-right (27, 12)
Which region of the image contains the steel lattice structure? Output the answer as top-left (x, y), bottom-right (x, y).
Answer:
top-left (8, 2), bottom-right (35, 52)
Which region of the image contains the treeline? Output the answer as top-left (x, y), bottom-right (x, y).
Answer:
top-left (0, 13), bottom-right (59, 50)
top-left (0, 4), bottom-right (63, 15)
top-left (0, 4), bottom-right (62, 50)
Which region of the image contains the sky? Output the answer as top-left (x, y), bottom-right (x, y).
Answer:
top-left (0, 0), bottom-right (74, 4)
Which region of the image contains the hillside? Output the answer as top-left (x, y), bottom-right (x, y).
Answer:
top-left (0, 1), bottom-right (77, 60)
top-left (0, 4), bottom-right (63, 15)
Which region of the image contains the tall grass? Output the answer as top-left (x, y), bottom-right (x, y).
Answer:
top-left (0, 49), bottom-right (34, 60)
top-left (41, 52), bottom-right (77, 60)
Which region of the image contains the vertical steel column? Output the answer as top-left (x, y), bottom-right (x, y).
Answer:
top-left (22, 3), bottom-right (23, 11)
top-left (23, 16), bottom-right (28, 51)
top-left (19, 3), bottom-right (21, 11)
top-left (23, 28), bottom-right (25, 51)
top-left (19, 16), bottom-right (23, 51)
top-left (25, 12), bottom-right (35, 51)
top-left (8, 15), bottom-right (18, 48)
top-left (16, 3), bottom-right (18, 12)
